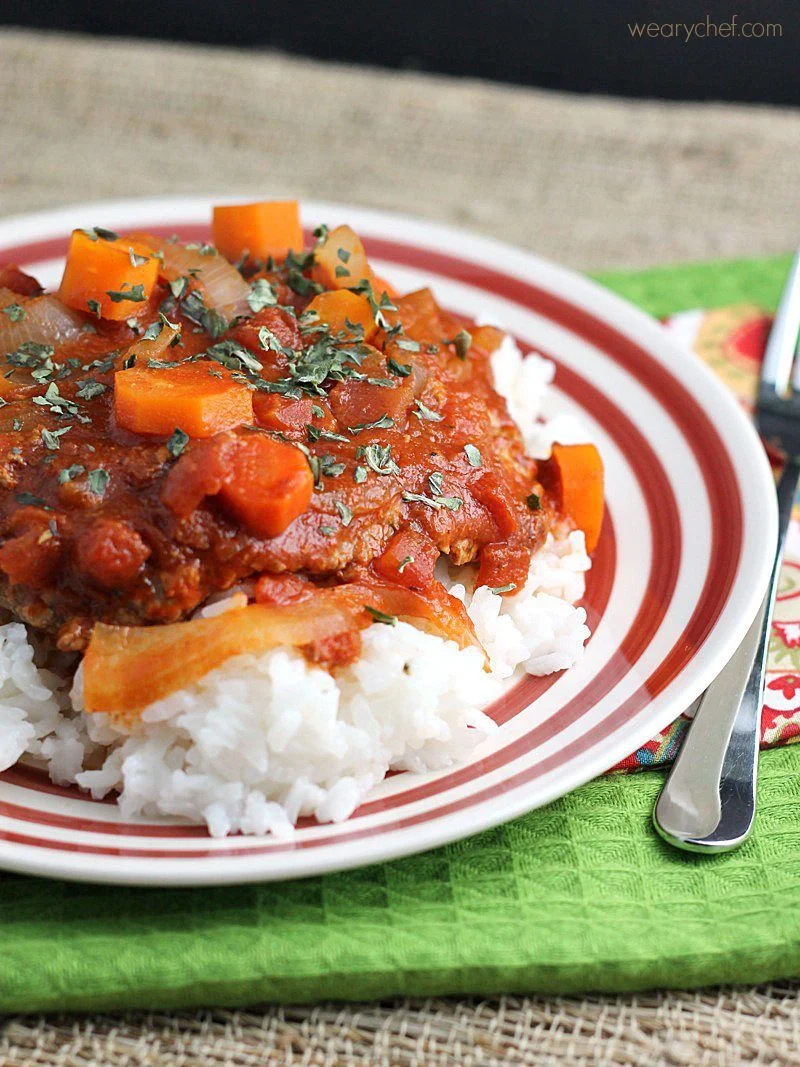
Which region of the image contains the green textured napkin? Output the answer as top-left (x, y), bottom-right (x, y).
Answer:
top-left (0, 255), bottom-right (796, 1014)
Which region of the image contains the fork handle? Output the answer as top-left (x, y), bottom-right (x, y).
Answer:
top-left (654, 457), bottom-right (800, 852)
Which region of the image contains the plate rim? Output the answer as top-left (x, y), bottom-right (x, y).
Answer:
top-left (0, 195), bottom-right (778, 885)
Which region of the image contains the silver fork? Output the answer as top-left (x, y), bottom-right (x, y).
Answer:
top-left (654, 250), bottom-right (800, 853)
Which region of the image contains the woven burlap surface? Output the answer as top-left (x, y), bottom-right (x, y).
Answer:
top-left (2, 26), bottom-right (800, 1066)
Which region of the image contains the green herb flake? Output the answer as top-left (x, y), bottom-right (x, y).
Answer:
top-left (452, 329), bottom-right (472, 360)
top-left (365, 605), bottom-right (397, 626)
top-left (320, 525), bottom-right (336, 537)
top-left (86, 298), bottom-right (102, 318)
top-left (490, 583), bottom-right (517, 595)
top-left (413, 400), bottom-right (444, 422)
top-left (354, 465), bottom-right (368, 483)
top-left (128, 247), bottom-right (149, 268)
top-left (87, 468), bottom-right (110, 495)
top-left (166, 427), bottom-right (190, 458)
top-left (387, 358), bottom-right (412, 378)
top-left (41, 427), bottom-right (70, 451)
top-left (397, 555), bottom-right (414, 574)
top-left (464, 443), bottom-right (482, 467)
top-left (248, 278), bottom-right (278, 313)
top-left (58, 464), bottom-right (85, 485)
top-left (335, 500), bottom-right (353, 527)
top-left (2, 303), bottom-right (25, 322)
top-left (348, 414), bottom-right (394, 434)
top-left (76, 379), bottom-right (107, 401)
top-left (106, 284), bottom-right (146, 304)
top-left (526, 492), bottom-right (541, 511)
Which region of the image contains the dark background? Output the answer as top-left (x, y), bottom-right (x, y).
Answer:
top-left (3, 0), bottom-right (797, 105)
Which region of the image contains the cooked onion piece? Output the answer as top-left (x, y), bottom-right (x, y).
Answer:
top-left (0, 289), bottom-right (86, 355)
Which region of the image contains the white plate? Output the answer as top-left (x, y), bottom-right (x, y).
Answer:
top-left (0, 197), bottom-right (777, 885)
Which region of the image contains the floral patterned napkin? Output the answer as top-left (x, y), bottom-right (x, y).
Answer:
top-left (614, 303), bottom-right (796, 771)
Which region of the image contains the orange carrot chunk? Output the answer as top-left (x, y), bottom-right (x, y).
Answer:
top-left (311, 225), bottom-right (372, 291)
top-left (216, 435), bottom-right (314, 538)
top-left (114, 361), bottom-right (253, 438)
top-left (212, 201), bottom-right (303, 263)
top-left (305, 289), bottom-right (377, 341)
top-left (546, 442), bottom-right (605, 552)
top-left (59, 230), bottom-right (158, 321)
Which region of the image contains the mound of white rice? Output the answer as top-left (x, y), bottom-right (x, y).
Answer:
top-left (0, 336), bottom-right (592, 836)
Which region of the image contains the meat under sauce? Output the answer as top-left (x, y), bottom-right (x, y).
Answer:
top-left (0, 230), bottom-right (552, 654)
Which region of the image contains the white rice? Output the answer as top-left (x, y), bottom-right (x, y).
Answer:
top-left (0, 335), bottom-right (593, 836)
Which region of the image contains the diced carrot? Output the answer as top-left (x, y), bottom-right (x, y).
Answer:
top-left (114, 361), bottom-right (253, 438)
top-left (305, 290), bottom-right (377, 341)
top-left (312, 225), bottom-right (372, 291)
top-left (212, 201), bottom-right (303, 263)
top-left (470, 325), bottom-right (505, 355)
top-left (252, 394), bottom-right (313, 433)
top-left (374, 530), bottom-right (440, 589)
top-left (545, 443), bottom-right (605, 552)
top-left (371, 274), bottom-right (398, 301)
top-left (383, 288), bottom-right (441, 344)
top-left (59, 230), bottom-right (159, 321)
top-left (216, 435), bottom-right (314, 538)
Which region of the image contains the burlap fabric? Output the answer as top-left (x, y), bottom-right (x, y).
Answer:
top-left (1, 27), bottom-right (799, 1065)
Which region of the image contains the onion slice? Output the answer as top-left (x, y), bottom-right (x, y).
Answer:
top-left (83, 599), bottom-right (355, 725)
top-left (128, 233), bottom-right (251, 321)
top-left (0, 289), bottom-right (86, 355)
top-left (83, 577), bottom-right (482, 725)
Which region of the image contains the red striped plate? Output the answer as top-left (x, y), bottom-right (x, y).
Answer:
top-left (0, 199), bottom-right (777, 885)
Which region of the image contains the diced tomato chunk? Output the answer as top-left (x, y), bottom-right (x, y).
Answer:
top-left (75, 520), bottom-right (150, 588)
top-left (329, 379), bottom-right (413, 431)
top-left (374, 530), bottom-right (440, 589)
top-left (161, 431), bottom-right (313, 539)
top-left (253, 394), bottom-right (313, 434)
top-left (230, 307), bottom-right (302, 358)
top-left (0, 511), bottom-right (61, 589)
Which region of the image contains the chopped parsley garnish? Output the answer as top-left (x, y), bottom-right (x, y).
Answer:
top-left (76, 379), bottom-right (107, 401)
top-left (428, 471), bottom-right (444, 495)
top-left (413, 400), bottom-right (443, 422)
top-left (490, 583), bottom-right (517, 595)
top-left (337, 248), bottom-right (351, 263)
top-left (464, 443), bottom-right (482, 467)
top-left (319, 455), bottom-right (346, 478)
top-left (526, 492), bottom-right (541, 511)
top-left (320, 525), bottom-right (335, 537)
top-left (354, 465), bottom-right (368, 483)
top-left (397, 555), bottom-right (414, 573)
top-left (2, 303), bottom-right (25, 322)
top-left (40, 427), bottom-right (70, 451)
top-left (203, 340), bottom-right (262, 376)
top-left (387, 358), bottom-right (412, 378)
top-left (307, 425), bottom-right (349, 444)
top-left (182, 290), bottom-right (227, 338)
top-left (347, 414), bottom-right (394, 434)
top-left (169, 276), bottom-right (189, 300)
top-left (248, 278), bottom-right (278, 313)
top-left (15, 492), bottom-right (48, 508)
top-left (334, 265), bottom-right (351, 279)
top-left (286, 270), bottom-right (322, 297)
top-left (86, 298), bottom-right (102, 318)
top-left (356, 443), bottom-right (400, 476)
top-left (79, 227), bottom-right (119, 242)
top-left (106, 283), bottom-right (146, 304)
top-left (452, 329), bottom-right (472, 360)
top-left (166, 428), bottom-right (190, 458)
top-left (58, 464), bottom-right (85, 485)
top-left (394, 337), bottom-right (420, 353)
top-left (335, 500), bottom-right (353, 527)
top-left (128, 247), bottom-right (149, 267)
top-left (86, 468), bottom-right (110, 495)
top-left (365, 605), bottom-right (397, 626)
top-left (402, 490), bottom-right (462, 512)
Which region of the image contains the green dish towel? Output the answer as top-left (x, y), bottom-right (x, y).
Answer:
top-left (0, 254), bottom-right (796, 1014)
